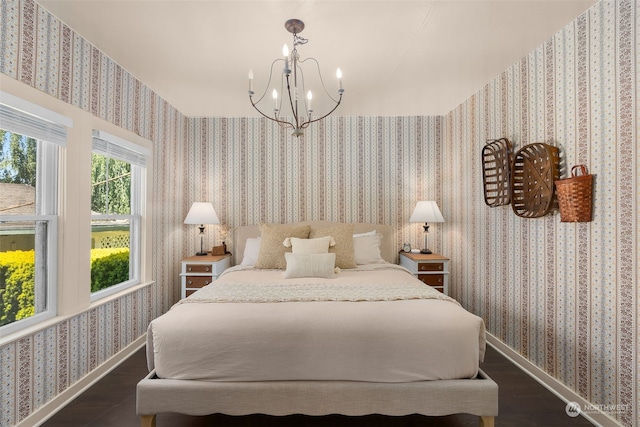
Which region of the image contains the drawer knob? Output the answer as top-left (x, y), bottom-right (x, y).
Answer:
top-left (187, 280), bottom-right (192, 285)
top-left (187, 267), bottom-right (192, 272)
top-left (205, 267), bottom-right (211, 272)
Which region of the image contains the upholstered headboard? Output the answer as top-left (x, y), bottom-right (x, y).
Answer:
top-left (233, 221), bottom-right (395, 266)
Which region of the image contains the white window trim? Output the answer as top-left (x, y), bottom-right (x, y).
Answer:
top-left (0, 92), bottom-right (68, 335)
top-left (90, 131), bottom-right (147, 302)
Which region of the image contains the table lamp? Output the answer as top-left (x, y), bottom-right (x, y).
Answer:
top-left (184, 202), bottom-right (220, 256)
top-left (409, 201), bottom-right (444, 254)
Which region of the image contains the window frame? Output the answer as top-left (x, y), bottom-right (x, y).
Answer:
top-left (89, 131), bottom-right (148, 302)
top-left (0, 90), bottom-right (69, 335)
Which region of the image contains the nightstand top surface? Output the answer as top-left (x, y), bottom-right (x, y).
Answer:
top-left (399, 252), bottom-right (449, 261)
top-left (182, 254), bottom-right (231, 262)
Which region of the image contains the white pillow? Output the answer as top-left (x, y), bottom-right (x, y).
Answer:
top-left (353, 234), bottom-right (385, 265)
top-left (353, 230), bottom-right (376, 238)
top-left (240, 237), bottom-right (261, 266)
top-left (282, 236), bottom-right (335, 254)
top-left (284, 253), bottom-right (337, 279)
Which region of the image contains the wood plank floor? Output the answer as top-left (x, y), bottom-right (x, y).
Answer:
top-left (42, 345), bottom-right (594, 427)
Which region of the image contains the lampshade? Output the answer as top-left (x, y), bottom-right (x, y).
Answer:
top-left (184, 202), bottom-right (220, 225)
top-left (409, 201), bottom-right (444, 223)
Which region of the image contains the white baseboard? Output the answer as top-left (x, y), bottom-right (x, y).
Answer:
top-left (486, 333), bottom-right (623, 427)
top-left (16, 334), bottom-right (147, 427)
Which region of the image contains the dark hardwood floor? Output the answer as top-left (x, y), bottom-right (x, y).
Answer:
top-left (42, 345), bottom-right (593, 427)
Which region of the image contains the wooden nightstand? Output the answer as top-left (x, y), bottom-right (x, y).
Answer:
top-left (180, 254), bottom-right (231, 299)
top-left (399, 252), bottom-right (450, 295)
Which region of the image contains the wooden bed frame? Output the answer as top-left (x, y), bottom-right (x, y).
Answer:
top-left (136, 222), bottom-right (498, 426)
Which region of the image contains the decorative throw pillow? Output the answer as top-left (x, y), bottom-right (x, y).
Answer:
top-left (353, 234), bottom-right (385, 265)
top-left (310, 224), bottom-right (356, 269)
top-left (284, 253), bottom-right (337, 279)
top-left (283, 236), bottom-right (335, 254)
top-left (254, 224), bottom-right (311, 269)
top-left (240, 237), bottom-right (261, 266)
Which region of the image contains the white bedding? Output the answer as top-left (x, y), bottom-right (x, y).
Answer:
top-left (150, 264), bottom-right (486, 383)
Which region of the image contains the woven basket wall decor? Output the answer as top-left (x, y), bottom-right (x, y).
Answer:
top-left (510, 143), bottom-right (560, 218)
top-left (555, 165), bottom-right (593, 222)
top-left (482, 138), bottom-right (513, 207)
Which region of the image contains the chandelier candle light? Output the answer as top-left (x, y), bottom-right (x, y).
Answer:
top-left (184, 202), bottom-right (220, 256)
top-left (409, 201), bottom-right (445, 254)
top-left (248, 19), bottom-right (344, 137)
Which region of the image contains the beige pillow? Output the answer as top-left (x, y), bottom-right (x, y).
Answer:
top-left (310, 224), bottom-right (357, 269)
top-left (283, 236), bottom-right (335, 254)
top-left (284, 253), bottom-right (337, 279)
top-left (254, 224), bottom-right (311, 269)
top-left (353, 234), bottom-right (385, 264)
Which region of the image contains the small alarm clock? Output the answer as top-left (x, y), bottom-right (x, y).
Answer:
top-left (402, 243), bottom-right (411, 253)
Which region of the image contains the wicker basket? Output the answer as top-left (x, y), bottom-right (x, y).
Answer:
top-left (482, 138), bottom-right (513, 207)
top-left (510, 143), bottom-right (560, 218)
top-left (555, 165), bottom-right (593, 222)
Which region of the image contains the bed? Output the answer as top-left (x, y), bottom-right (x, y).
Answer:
top-left (136, 221), bottom-right (498, 426)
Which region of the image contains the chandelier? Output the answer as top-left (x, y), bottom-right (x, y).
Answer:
top-left (248, 19), bottom-right (344, 137)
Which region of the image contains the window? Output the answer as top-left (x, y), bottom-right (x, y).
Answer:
top-left (90, 130), bottom-right (148, 301)
top-left (0, 92), bottom-right (71, 334)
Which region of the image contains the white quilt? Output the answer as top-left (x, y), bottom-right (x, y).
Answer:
top-left (150, 264), bottom-right (486, 383)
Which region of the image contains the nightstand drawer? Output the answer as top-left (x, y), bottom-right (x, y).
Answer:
top-left (185, 264), bottom-right (213, 273)
top-left (185, 276), bottom-right (212, 288)
top-left (418, 262), bottom-right (444, 272)
top-left (418, 274), bottom-right (444, 286)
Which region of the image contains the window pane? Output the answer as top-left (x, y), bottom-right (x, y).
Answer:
top-left (90, 219), bottom-right (131, 292)
top-left (91, 154), bottom-right (131, 215)
top-left (0, 130), bottom-right (37, 215)
top-left (0, 220), bottom-right (48, 326)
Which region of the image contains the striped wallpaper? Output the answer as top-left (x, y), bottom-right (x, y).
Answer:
top-left (188, 116), bottom-right (443, 257)
top-left (0, 0), bottom-right (637, 426)
top-left (0, 0), bottom-right (185, 425)
top-left (441, 1), bottom-right (638, 426)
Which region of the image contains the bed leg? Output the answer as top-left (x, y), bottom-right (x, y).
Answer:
top-left (479, 415), bottom-right (494, 427)
top-left (141, 414), bottom-right (156, 427)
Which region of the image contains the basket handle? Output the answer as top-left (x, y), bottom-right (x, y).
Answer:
top-left (571, 164), bottom-right (588, 177)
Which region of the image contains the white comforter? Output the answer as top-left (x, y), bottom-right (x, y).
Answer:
top-left (149, 264), bottom-right (486, 383)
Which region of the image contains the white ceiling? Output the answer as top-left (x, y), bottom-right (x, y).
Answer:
top-left (37, 0), bottom-right (597, 118)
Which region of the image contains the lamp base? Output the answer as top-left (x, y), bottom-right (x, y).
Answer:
top-left (195, 252), bottom-right (208, 256)
top-left (420, 249), bottom-right (432, 254)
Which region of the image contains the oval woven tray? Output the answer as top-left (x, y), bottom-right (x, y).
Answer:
top-left (482, 138), bottom-right (513, 207)
top-left (510, 143), bottom-right (560, 218)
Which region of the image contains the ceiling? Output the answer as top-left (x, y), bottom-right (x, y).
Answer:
top-left (37, 0), bottom-right (597, 118)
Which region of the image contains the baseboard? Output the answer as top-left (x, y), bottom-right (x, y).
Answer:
top-left (486, 333), bottom-right (623, 427)
top-left (16, 334), bottom-right (147, 427)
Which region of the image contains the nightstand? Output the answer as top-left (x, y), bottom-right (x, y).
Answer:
top-left (399, 252), bottom-right (450, 295)
top-left (180, 254), bottom-right (231, 299)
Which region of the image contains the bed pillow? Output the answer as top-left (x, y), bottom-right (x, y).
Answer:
top-left (284, 253), bottom-right (337, 279)
top-left (240, 237), bottom-right (261, 266)
top-left (254, 224), bottom-right (311, 269)
top-left (353, 234), bottom-right (385, 265)
top-left (310, 224), bottom-right (356, 269)
top-left (283, 236), bottom-right (335, 254)
top-left (353, 229), bottom-right (376, 238)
